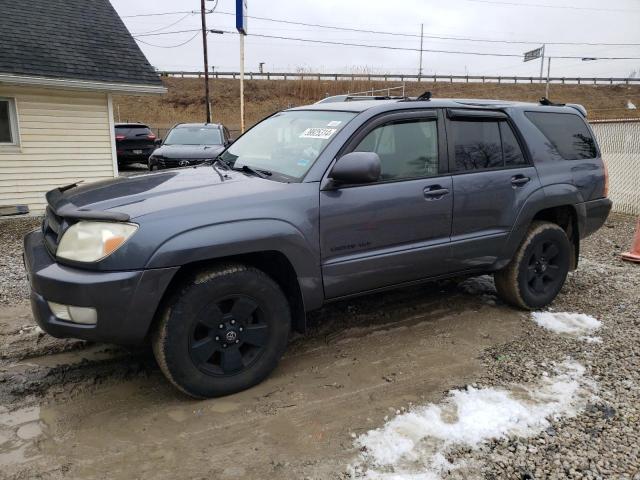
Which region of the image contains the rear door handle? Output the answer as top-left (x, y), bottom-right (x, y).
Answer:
top-left (511, 175), bottom-right (531, 187)
top-left (423, 186), bottom-right (450, 199)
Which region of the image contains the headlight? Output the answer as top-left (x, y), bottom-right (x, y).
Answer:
top-left (56, 221), bottom-right (138, 262)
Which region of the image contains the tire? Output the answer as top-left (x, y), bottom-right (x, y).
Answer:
top-left (494, 221), bottom-right (571, 310)
top-left (152, 263), bottom-right (291, 398)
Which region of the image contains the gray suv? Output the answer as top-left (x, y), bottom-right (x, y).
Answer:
top-left (24, 96), bottom-right (612, 398)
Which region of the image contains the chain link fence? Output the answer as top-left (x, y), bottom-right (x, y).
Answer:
top-left (591, 119), bottom-right (640, 216)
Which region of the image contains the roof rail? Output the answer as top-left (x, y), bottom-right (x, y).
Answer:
top-left (539, 97), bottom-right (565, 107)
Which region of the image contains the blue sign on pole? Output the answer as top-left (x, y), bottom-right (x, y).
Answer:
top-left (236, 0), bottom-right (247, 35)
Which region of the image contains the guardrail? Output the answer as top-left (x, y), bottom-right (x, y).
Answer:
top-left (159, 71), bottom-right (640, 85)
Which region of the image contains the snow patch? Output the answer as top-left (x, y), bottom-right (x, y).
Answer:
top-left (351, 361), bottom-right (593, 479)
top-left (531, 312), bottom-right (601, 337)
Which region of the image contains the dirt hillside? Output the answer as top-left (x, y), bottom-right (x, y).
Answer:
top-left (114, 77), bottom-right (640, 136)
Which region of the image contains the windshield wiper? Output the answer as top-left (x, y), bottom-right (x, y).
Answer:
top-left (236, 165), bottom-right (272, 179)
top-left (213, 156), bottom-right (231, 170)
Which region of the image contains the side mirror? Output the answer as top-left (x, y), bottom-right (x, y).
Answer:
top-left (329, 152), bottom-right (381, 185)
top-left (154, 138), bottom-right (163, 146)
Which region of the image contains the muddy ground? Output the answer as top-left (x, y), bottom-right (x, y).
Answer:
top-left (0, 213), bottom-right (638, 479)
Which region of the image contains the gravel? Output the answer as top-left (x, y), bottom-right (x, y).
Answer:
top-left (441, 213), bottom-right (640, 479)
top-left (0, 217), bottom-right (41, 305)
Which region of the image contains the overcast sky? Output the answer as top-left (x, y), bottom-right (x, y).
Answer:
top-left (110, 0), bottom-right (640, 78)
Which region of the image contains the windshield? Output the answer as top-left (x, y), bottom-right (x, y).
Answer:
top-left (219, 110), bottom-right (356, 180)
top-left (165, 126), bottom-right (222, 146)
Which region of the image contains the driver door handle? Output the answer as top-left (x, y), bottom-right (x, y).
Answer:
top-left (423, 185), bottom-right (450, 199)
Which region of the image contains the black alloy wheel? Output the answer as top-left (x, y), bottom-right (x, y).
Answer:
top-left (189, 295), bottom-right (269, 376)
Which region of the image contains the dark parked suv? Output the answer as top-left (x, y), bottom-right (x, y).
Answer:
top-left (114, 123), bottom-right (157, 166)
top-left (24, 96), bottom-right (611, 398)
top-left (148, 123), bottom-right (231, 170)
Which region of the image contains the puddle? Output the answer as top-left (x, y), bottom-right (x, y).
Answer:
top-left (0, 406), bottom-right (44, 467)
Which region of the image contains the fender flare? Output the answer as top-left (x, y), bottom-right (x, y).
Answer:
top-left (145, 219), bottom-right (324, 311)
top-left (503, 183), bottom-right (585, 261)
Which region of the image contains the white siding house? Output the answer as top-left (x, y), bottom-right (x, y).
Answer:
top-left (0, 0), bottom-right (165, 215)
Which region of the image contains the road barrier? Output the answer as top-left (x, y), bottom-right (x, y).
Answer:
top-left (159, 71), bottom-right (640, 86)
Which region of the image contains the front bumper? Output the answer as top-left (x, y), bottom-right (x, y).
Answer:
top-left (24, 230), bottom-right (178, 345)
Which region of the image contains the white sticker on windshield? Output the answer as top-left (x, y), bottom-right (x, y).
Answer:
top-left (299, 127), bottom-right (337, 139)
top-left (327, 120), bottom-right (342, 127)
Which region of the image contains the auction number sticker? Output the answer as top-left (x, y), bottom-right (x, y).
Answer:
top-left (299, 127), bottom-right (337, 139)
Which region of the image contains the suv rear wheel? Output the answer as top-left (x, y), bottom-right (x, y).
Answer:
top-left (152, 264), bottom-right (291, 398)
top-left (494, 221), bottom-right (571, 310)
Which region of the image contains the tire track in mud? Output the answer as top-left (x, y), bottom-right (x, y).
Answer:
top-left (0, 279), bottom-right (495, 411)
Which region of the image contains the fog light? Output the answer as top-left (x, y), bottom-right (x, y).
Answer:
top-left (47, 302), bottom-right (97, 325)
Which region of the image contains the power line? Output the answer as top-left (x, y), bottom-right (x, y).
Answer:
top-left (122, 10), bottom-right (197, 18)
top-left (133, 29), bottom-right (201, 38)
top-left (132, 26), bottom-right (640, 59)
top-left (131, 13), bottom-right (193, 35)
top-left (124, 8), bottom-right (640, 46)
top-left (208, 10), bottom-right (640, 46)
top-left (135, 32), bottom-right (201, 48)
top-left (455, 0), bottom-right (640, 12)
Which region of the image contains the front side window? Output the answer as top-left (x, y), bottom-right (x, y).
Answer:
top-left (525, 111), bottom-right (597, 160)
top-left (353, 120), bottom-right (439, 181)
top-left (0, 98), bottom-right (18, 145)
top-left (220, 110), bottom-right (356, 180)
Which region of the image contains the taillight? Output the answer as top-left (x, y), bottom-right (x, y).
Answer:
top-left (115, 134), bottom-right (125, 141)
top-left (147, 133), bottom-right (156, 140)
top-left (603, 158), bottom-right (609, 197)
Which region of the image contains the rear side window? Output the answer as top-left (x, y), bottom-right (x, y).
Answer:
top-left (525, 112), bottom-right (597, 160)
top-left (354, 119), bottom-right (439, 181)
top-left (452, 120), bottom-right (503, 171)
top-left (500, 123), bottom-right (526, 167)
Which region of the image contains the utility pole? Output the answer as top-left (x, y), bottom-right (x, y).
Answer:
top-left (418, 23), bottom-right (424, 79)
top-left (539, 44), bottom-right (545, 82)
top-left (545, 57), bottom-right (552, 98)
top-left (200, 0), bottom-right (211, 123)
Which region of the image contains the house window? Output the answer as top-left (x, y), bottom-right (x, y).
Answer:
top-left (0, 98), bottom-right (19, 146)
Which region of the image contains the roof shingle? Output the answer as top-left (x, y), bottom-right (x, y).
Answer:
top-left (0, 0), bottom-right (162, 86)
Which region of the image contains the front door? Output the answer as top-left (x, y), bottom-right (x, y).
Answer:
top-left (320, 110), bottom-right (453, 299)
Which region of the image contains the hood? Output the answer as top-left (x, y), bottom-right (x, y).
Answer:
top-left (48, 166), bottom-right (289, 220)
top-left (152, 144), bottom-right (225, 160)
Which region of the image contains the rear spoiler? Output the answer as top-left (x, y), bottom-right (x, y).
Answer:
top-left (45, 185), bottom-right (130, 222)
top-left (539, 97), bottom-right (587, 117)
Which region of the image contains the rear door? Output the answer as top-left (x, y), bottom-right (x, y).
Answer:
top-left (320, 109), bottom-right (453, 299)
top-left (446, 109), bottom-right (541, 270)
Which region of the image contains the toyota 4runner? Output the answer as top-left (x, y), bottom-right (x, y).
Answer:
top-left (24, 95), bottom-right (612, 398)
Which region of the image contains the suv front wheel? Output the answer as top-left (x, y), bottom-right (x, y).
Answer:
top-left (494, 221), bottom-right (571, 310)
top-left (152, 264), bottom-right (291, 398)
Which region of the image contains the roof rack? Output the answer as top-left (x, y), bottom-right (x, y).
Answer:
top-left (539, 97), bottom-right (566, 107)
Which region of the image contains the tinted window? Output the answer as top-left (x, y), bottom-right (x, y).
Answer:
top-left (354, 120), bottom-right (438, 181)
top-left (0, 100), bottom-right (12, 143)
top-left (500, 123), bottom-right (526, 166)
top-left (452, 120), bottom-right (502, 171)
top-left (525, 112), bottom-right (597, 160)
top-left (165, 126), bottom-right (222, 145)
top-left (115, 125), bottom-right (152, 138)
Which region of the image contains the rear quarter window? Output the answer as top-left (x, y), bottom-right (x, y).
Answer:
top-left (525, 111), bottom-right (597, 160)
